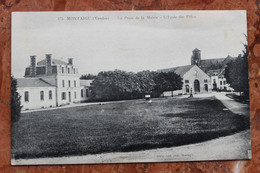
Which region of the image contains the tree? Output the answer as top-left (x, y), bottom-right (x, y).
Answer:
top-left (225, 43), bottom-right (249, 98)
top-left (164, 71), bottom-right (183, 96)
top-left (136, 71), bottom-right (156, 97)
top-left (80, 73), bottom-right (96, 80)
top-left (90, 70), bottom-right (182, 101)
top-left (90, 70), bottom-right (139, 101)
top-left (153, 72), bottom-right (183, 97)
top-left (11, 76), bottom-right (22, 122)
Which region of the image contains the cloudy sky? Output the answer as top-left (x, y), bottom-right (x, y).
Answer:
top-left (12, 11), bottom-right (247, 77)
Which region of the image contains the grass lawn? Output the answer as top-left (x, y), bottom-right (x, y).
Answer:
top-left (11, 96), bottom-right (250, 159)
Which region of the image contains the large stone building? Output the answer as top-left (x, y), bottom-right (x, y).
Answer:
top-left (159, 65), bottom-right (211, 95)
top-left (17, 54), bottom-right (91, 110)
top-left (159, 48), bottom-right (235, 95)
top-left (191, 48), bottom-right (235, 91)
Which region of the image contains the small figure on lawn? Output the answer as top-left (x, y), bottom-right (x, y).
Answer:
top-left (189, 88), bottom-right (193, 98)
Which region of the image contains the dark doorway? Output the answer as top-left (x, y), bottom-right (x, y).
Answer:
top-left (194, 80), bottom-right (200, 93)
top-left (68, 92), bottom-right (71, 102)
top-left (204, 84), bottom-right (208, 92)
top-left (185, 85), bottom-right (189, 93)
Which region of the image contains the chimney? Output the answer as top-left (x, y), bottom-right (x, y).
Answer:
top-left (68, 58), bottom-right (73, 65)
top-left (30, 55), bottom-right (36, 77)
top-left (46, 54), bottom-right (52, 75)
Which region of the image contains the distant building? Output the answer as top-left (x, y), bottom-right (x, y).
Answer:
top-left (158, 65), bottom-right (211, 95)
top-left (17, 54), bottom-right (92, 110)
top-left (191, 48), bottom-right (235, 91)
top-left (158, 48), bottom-right (235, 96)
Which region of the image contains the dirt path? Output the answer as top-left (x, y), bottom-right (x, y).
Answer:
top-left (212, 92), bottom-right (249, 116)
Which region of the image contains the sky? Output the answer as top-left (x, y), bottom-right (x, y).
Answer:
top-left (12, 11), bottom-right (247, 78)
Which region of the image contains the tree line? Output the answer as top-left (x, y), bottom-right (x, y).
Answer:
top-left (88, 70), bottom-right (183, 101)
top-left (224, 42), bottom-right (249, 98)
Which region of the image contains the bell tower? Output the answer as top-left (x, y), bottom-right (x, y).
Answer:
top-left (191, 48), bottom-right (201, 66)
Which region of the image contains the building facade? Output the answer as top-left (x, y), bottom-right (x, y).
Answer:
top-left (191, 48), bottom-right (235, 91)
top-left (159, 48), bottom-right (235, 96)
top-left (159, 65), bottom-right (211, 95)
top-left (17, 54), bottom-right (91, 111)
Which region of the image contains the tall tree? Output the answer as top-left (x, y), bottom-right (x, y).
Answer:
top-left (136, 71), bottom-right (156, 96)
top-left (225, 43), bottom-right (249, 97)
top-left (153, 72), bottom-right (183, 97)
top-left (11, 76), bottom-right (22, 122)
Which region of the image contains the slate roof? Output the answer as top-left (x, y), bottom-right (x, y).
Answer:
top-left (206, 69), bottom-right (223, 76)
top-left (37, 59), bottom-right (68, 66)
top-left (200, 56), bottom-right (236, 73)
top-left (158, 65), bottom-right (195, 77)
top-left (80, 80), bottom-right (93, 87)
top-left (200, 58), bottom-right (226, 67)
top-left (17, 78), bottom-right (55, 88)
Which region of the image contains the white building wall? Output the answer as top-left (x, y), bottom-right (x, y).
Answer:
top-left (17, 87), bottom-right (56, 110)
top-left (182, 66), bottom-right (211, 94)
top-left (56, 75), bottom-right (81, 106)
top-left (162, 66), bottom-right (211, 96)
top-left (80, 86), bottom-right (90, 102)
top-left (210, 75), bottom-right (233, 91)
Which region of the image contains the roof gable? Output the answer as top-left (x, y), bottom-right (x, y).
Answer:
top-left (158, 65), bottom-right (195, 77)
top-left (17, 78), bottom-right (55, 88)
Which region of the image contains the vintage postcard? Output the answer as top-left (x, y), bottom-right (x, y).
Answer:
top-left (11, 11), bottom-right (251, 165)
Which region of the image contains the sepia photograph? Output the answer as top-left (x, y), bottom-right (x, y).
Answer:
top-left (11, 10), bottom-right (251, 165)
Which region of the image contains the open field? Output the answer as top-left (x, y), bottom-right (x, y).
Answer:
top-left (11, 96), bottom-right (250, 159)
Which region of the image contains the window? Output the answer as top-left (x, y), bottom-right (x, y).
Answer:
top-left (213, 79), bottom-right (216, 83)
top-left (49, 90), bottom-right (52, 100)
top-left (224, 81), bottom-right (226, 85)
top-left (68, 80), bottom-right (71, 87)
top-left (220, 81), bottom-right (222, 85)
top-left (74, 92), bottom-right (77, 99)
top-left (24, 91), bottom-right (29, 102)
top-left (62, 92), bottom-right (66, 100)
top-left (185, 80), bottom-right (189, 83)
top-left (204, 79), bottom-right (208, 83)
top-left (68, 68), bottom-right (70, 74)
top-left (40, 91), bottom-right (44, 101)
top-left (74, 80), bottom-right (76, 87)
top-left (74, 69), bottom-right (76, 74)
top-left (62, 80), bottom-right (65, 87)
top-left (86, 89), bottom-right (89, 97)
top-left (62, 67), bottom-right (64, 73)
top-left (81, 89), bottom-right (83, 97)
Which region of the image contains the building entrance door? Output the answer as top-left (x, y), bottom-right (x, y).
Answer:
top-left (204, 84), bottom-right (208, 92)
top-left (194, 80), bottom-right (200, 93)
top-left (68, 92), bottom-right (71, 102)
top-left (185, 85), bottom-right (189, 93)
